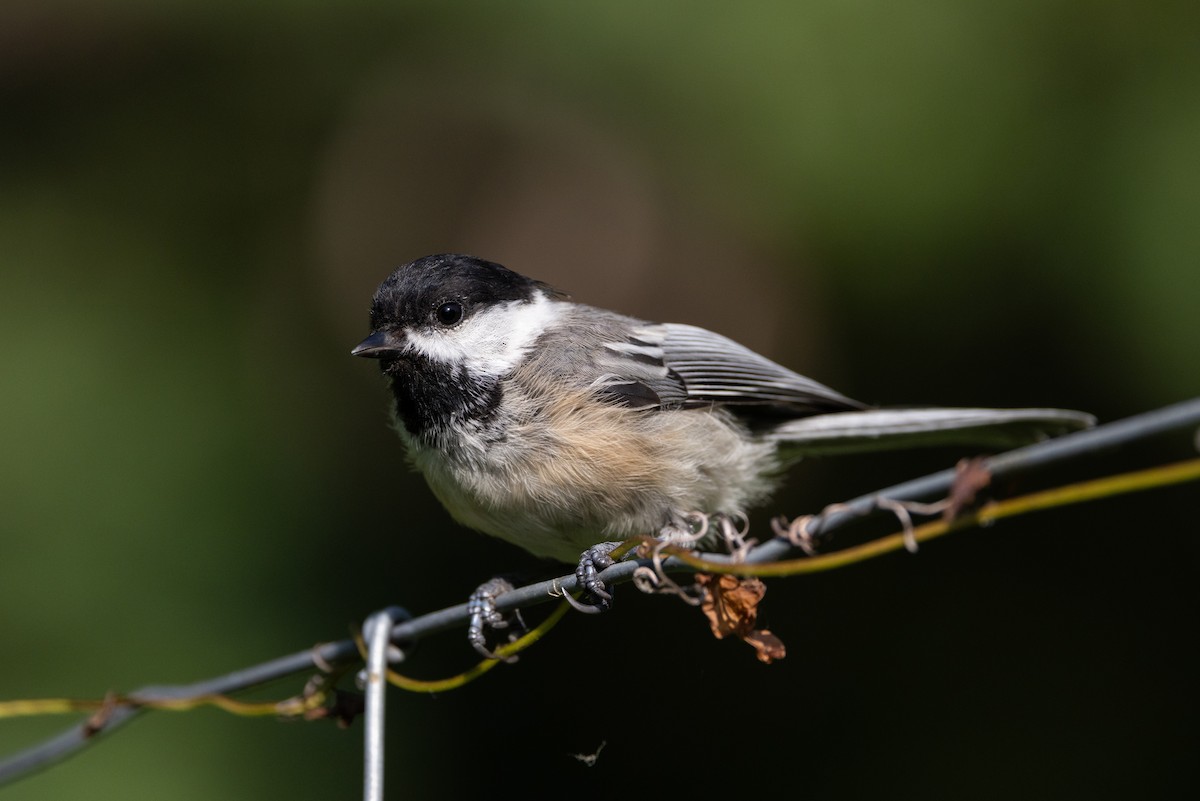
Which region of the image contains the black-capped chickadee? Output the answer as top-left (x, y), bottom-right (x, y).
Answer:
top-left (353, 254), bottom-right (1093, 648)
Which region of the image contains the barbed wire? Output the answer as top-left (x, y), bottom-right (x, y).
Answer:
top-left (1, 396), bottom-right (1198, 792)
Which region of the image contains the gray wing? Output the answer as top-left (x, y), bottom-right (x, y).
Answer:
top-left (549, 312), bottom-right (1096, 450)
top-left (594, 322), bottom-right (866, 416)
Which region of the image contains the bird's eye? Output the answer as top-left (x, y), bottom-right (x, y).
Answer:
top-left (436, 301), bottom-right (464, 326)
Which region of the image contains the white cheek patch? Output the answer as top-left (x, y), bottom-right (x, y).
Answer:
top-left (405, 292), bottom-right (563, 377)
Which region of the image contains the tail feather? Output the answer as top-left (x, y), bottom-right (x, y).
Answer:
top-left (767, 407), bottom-right (1096, 456)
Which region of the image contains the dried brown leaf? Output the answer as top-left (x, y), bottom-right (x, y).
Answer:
top-left (697, 573), bottom-right (786, 662)
top-left (743, 629), bottom-right (787, 664)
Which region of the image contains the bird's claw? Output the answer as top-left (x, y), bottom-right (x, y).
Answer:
top-left (565, 542), bottom-right (621, 613)
top-left (466, 577), bottom-right (525, 661)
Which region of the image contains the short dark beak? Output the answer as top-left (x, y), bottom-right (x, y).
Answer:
top-left (351, 330), bottom-right (405, 359)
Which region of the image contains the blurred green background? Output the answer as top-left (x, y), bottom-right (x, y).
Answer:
top-left (2, 1), bottom-right (1197, 798)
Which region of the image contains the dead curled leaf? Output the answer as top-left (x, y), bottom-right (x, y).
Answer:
top-left (697, 573), bottom-right (786, 664)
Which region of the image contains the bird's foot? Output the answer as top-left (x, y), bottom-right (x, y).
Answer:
top-left (564, 541), bottom-right (622, 614)
top-left (466, 577), bottom-right (527, 661)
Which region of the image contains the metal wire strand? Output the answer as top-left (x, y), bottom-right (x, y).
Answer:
top-left (360, 606), bottom-right (408, 801)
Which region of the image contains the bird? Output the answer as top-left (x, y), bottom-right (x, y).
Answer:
top-left (352, 253), bottom-right (1093, 654)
